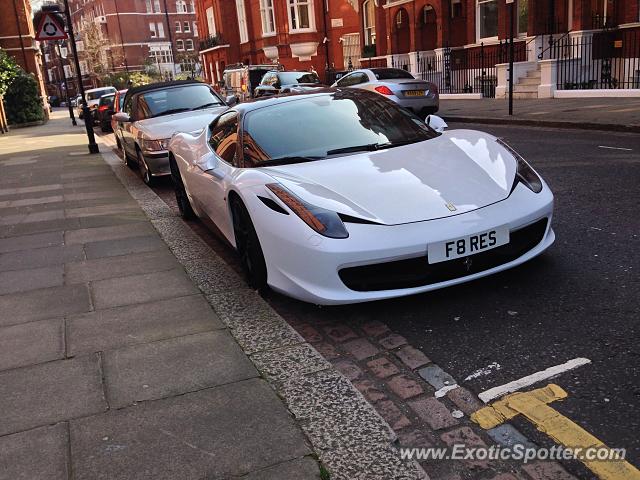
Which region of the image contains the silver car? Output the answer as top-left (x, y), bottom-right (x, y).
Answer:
top-left (112, 81), bottom-right (232, 185)
top-left (332, 68), bottom-right (439, 117)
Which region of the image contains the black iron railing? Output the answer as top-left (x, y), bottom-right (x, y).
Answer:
top-left (199, 34), bottom-right (224, 51)
top-left (556, 29), bottom-right (640, 90)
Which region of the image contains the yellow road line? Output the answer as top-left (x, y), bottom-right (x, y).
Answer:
top-left (471, 384), bottom-right (640, 480)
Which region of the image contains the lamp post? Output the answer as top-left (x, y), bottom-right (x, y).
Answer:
top-left (507, 0), bottom-right (515, 116)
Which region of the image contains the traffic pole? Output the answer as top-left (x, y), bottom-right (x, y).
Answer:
top-left (507, 0), bottom-right (514, 116)
top-left (57, 42), bottom-right (77, 126)
top-left (61, 0), bottom-right (99, 153)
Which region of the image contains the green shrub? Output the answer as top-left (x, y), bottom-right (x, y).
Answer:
top-left (0, 49), bottom-right (20, 96)
top-left (5, 72), bottom-right (44, 124)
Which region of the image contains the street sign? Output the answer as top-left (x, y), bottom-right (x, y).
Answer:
top-left (35, 13), bottom-right (68, 41)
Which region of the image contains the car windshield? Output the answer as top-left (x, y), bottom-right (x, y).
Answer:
top-left (278, 72), bottom-right (320, 85)
top-left (87, 88), bottom-right (115, 100)
top-left (99, 95), bottom-right (115, 106)
top-left (371, 68), bottom-right (415, 80)
top-left (242, 90), bottom-right (437, 166)
top-left (137, 84), bottom-right (225, 119)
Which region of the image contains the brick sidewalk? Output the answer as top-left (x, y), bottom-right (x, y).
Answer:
top-left (0, 113), bottom-right (319, 479)
top-left (439, 97), bottom-right (640, 132)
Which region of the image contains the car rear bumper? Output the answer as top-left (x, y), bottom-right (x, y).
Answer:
top-left (250, 183), bottom-right (554, 305)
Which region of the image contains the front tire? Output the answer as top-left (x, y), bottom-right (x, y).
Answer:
top-left (231, 197), bottom-right (267, 290)
top-left (137, 149), bottom-right (154, 186)
top-left (170, 156), bottom-right (196, 220)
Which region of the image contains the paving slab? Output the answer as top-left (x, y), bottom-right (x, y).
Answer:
top-left (70, 379), bottom-right (311, 480)
top-left (0, 423), bottom-right (69, 480)
top-left (3, 217), bottom-right (81, 237)
top-left (91, 268), bottom-right (199, 310)
top-left (0, 231), bottom-right (63, 253)
top-left (67, 294), bottom-right (222, 355)
top-left (84, 234), bottom-right (166, 259)
top-left (64, 222), bottom-right (156, 245)
top-left (243, 456), bottom-right (321, 480)
top-left (64, 248), bottom-right (178, 284)
top-left (0, 244), bottom-right (84, 271)
top-left (0, 355), bottom-right (107, 435)
top-left (0, 317), bottom-right (64, 371)
top-left (77, 212), bottom-right (147, 229)
top-left (0, 284), bottom-right (91, 327)
top-left (0, 265), bottom-right (64, 295)
top-left (103, 330), bottom-right (258, 407)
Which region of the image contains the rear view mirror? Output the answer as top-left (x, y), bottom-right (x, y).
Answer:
top-left (426, 115), bottom-right (447, 133)
top-left (226, 95), bottom-right (238, 106)
top-left (112, 112), bottom-right (131, 123)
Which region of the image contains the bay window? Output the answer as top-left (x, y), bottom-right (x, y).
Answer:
top-left (476, 0), bottom-right (498, 41)
top-left (260, 0), bottom-right (276, 36)
top-left (288, 0), bottom-right (314, 31)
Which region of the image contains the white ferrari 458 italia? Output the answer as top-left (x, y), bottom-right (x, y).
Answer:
top-left (168, 89), bottom-right (554, 305)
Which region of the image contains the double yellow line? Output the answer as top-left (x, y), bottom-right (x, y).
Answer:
top-left (471, 384), bottom-right (640, 480)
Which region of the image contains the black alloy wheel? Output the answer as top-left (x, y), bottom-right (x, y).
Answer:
top-left (231, 197), bottom-right (268, 290)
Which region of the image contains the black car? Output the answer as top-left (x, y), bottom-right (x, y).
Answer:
top-left (96, 93), bottom-right (116, 132)
top-left (254, 71), bottom-right (323, 97)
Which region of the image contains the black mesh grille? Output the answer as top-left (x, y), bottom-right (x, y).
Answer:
top-left (339, 218), bottom-right (549, 292)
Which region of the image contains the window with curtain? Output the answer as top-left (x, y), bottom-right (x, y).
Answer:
top-left (176, 39), bottom-right (184, 51)
top-left (184, 21), bottom-right (191, 32)
top-left (176, 0), bottom-right (187, 13)
top-left (149, 22), bottom-right (156, 38)
top-left (476, 0), bottom-right (498, 40)
top-left (186, 39), bottom-right (194, 50)
top-left (175, 21), bottom-right (181, 33)
top-left (236, 0), bottom-right (249, 43)
top-left (153, 0), bottom-right (161, 12)
top-left (157, 22), bottom-right (165, 38)
top-left (363, 0), bottom-right (376, 46)
top-left (260, 0), bottom-right (276, 35)
top-left (206, 7), bottom-right (216, 36)
top-left (288, 0), bottom-right (313, 31)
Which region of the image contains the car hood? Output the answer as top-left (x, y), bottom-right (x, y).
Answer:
top-left (262, 130), bottom-right (518, 225)
top-left (135, 107), bottom-right (228, 139)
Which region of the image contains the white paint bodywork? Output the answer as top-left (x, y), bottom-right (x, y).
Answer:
top-left (169, 127), bottom-right (555, 305)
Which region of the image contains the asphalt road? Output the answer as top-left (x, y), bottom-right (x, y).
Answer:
top-left (115, 123), bottom-right (639, 476)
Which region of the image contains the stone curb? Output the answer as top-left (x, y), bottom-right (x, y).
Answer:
top-left (97, 140), bottom-right (427, 480)
top-left (443, 115), bottom-right (640, 133)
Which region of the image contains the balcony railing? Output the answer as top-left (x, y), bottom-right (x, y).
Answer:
top-left (199, 35), bottom-right (224, 51)
top-left (362, 44), bottom-right (376, 58)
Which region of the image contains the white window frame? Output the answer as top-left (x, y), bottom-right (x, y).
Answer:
top-left (363, 0), bottom-right (376, 46)
top-left (476, 0), bottom-right (498, 42)
top-left (517, 0), bottom-right (528, 36)
top-left (288, 0), bottom-right (315, 33)
top-left (186, 39), bottom-right (194, 51)
top-left (183, 21), bottom-right (191, 32)
top-left (206, 7), bottom-right (216, 36)
top-left (146, 0), bottom-right (153, 13)
top-left (259, 0), bottom-right (276, 37)
top-left (236, 0), bottom-right (249, 43)
top-left (176, 0), bottom-right (187, 13)
top-left (153, 0), bottom-right (161, 13)
top-left (193, 21), bottom-right (198, 36)
top-left (176, 39), bottom-right (184, 51)
top-left (175, 21), bottom-right (181, 33)
top-left (149, 22), bottom-right (157, 38)
top-left (157, 22), bottom-right (165, 38)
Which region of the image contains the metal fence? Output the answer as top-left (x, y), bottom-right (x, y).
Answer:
top-left (415, 41), bottom-right (526, 98)
top-left (555, 29), bottom-right (640, 90)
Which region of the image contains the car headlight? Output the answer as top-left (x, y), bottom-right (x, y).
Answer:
top-left (497, 138), bottom-right (543, 193)
top-left (266, 184), bottom-right (349, 239)
top-left (140, 138), bottom-right (170, 152)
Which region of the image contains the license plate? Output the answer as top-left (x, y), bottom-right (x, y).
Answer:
top-left (405, 90), bottom-right (426, 97)
top-left (427, 227), bottom-right (509, 264)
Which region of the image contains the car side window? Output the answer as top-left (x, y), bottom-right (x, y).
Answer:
top-left (209, 112), bottom-right (238, 164)
top-left (136, 96), bottom-right (152, 120)
top-left (123, 96), bottom-right (133, 116)
top-left (337, 73), bottom-right (367, 87)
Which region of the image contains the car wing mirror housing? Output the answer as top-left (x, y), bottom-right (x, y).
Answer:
top-left (426, 114), bottom-right (447, 133)
top-left (226, 95), bottom-right (238, 107)
top-left (112, 112), bottom-right (131, 122)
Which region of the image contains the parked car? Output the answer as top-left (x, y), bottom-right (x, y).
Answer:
top-left (95, 93), bottom-right (116, 132)
top-left (332, 68), bottom-right (439, 116)
top-left (70, 95), bottom-right (81, 108)
top-left (222, 63), bottom-right (281, 102)
top-left (112, 80), bottom-right (232, 185)
top-left (254, 71), bottom-right (323, 97)
top-left (168, 88), bottom-right (554, 305)
top-left (77, 86), bottom-right (117, 121)
top-left (110, 89), bottom-right (127, 137)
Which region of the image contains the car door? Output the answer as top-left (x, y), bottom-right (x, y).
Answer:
top-left (187, 111), bottom-right (239, 237)
top-left (119, 94), bottom-right (136, 156)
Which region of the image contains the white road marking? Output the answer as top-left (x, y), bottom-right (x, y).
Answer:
top-left (434, 384), bottom-right (459, 398)
top-left (465, 362), bottom-right (501, 381)
top-left (598, 145), bottom-right (633, 151)
top-left (478, 357), bottom-right (591, 403)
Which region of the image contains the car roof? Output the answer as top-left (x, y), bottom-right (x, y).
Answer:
top-left (86, 86), bottom-right (115, 92)
top-left (125, 80), bottom-right (204, 98)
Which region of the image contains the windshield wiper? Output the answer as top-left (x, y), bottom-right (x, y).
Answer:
top-left (375, 139), bottom-right (424, 149)
top-left (261, 155), bottom-right (325, 166)
top-left (150, 108), bottom-right (191, 118)
top-left (191, 102), bottom-right (223, 111)
top-left (326, 143), bottom-right (381, 155)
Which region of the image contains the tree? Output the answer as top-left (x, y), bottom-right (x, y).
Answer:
top-left (4, 72), bottom-right (44, 124)
top-left (0, 49), bottom-right (20, 96)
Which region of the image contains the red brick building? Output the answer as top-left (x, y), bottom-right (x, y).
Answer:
top-left (0, 0), bottom-right (48, 108)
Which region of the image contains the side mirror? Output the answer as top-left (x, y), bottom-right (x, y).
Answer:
top-left (112, 112), bottom-right (131, 123)
top-left (226, 95), bottom-right (238, 107)
top-left (426, 115), bottom-right (447, 133)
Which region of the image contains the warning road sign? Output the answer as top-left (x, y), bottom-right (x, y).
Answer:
top-left (35, 13), bottom-right (68, 41)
